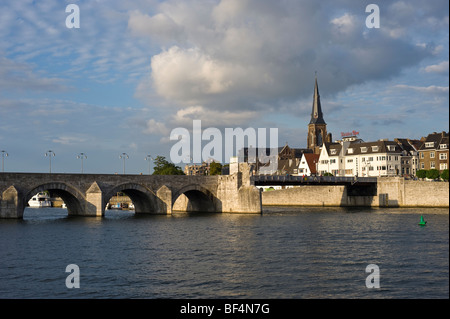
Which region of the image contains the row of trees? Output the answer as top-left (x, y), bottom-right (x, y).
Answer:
top-left (416, 169), bottom-right (449, 181)
top-left (151, 156), bottom-right (223, 175)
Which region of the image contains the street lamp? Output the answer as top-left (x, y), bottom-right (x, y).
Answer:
top-left (144, 155), bottom-right (154, 175)
top-left (1, 150), bottom-right (8, 172)
top-left (77, 153), bottom-right (87, 173)
top-left (45, 150), bottom-right (55, 173)
top-left (120, 153), bottom-right (129, 174)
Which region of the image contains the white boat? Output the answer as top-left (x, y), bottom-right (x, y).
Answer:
top-left (28, 192), bottom-right (52, 208)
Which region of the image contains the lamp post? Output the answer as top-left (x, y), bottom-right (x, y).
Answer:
top-left (120, 153), bottom-right (129, 174)
top-left (1, 150), bottom-right (8, 172)
top-left (45, 150), bottom-right (55, 173)
top-left (144, 155), bottom-right (154, 175)
top-left (77, 153), bottom-right (87, 173)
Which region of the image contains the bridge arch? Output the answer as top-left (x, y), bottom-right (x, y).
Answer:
top-left (103, 183), bottom-right (158, 214)
top-left (25, 182), bottom-right (85, 216)
top-left (172, 184), bottom-right (219, 213)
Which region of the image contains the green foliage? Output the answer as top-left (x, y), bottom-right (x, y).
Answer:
top-left (323, 172), bottom-right (333, 176)
top-left (152, 156), bottom-right (185, 175)
top-left (209, 161), bottom-right (223, 175)
top-left (416, 170), bottom-right (427, 179)
top-left (426, 169), bottom-right (440, 180)
top-left (440, 169), bottom-right (449, 181)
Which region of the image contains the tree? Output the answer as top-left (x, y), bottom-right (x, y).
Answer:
top-left (416, 169), bottom-right (427, 179)
top-left (152, 156), bottom-right (185, 175)
top-left (426, 169), bottom-right (440, 180)
top-left (440, 169), bottom-right (449, 181)
top-left (209, 161), bottom-right (223, 175)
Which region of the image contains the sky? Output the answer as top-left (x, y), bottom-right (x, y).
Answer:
top-left (0, 0), bottom-right (448, 174)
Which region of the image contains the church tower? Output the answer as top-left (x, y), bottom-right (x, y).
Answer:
top-left (307, 75), bottom-right (331, 154)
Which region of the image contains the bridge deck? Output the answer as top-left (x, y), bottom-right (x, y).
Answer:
top-left (251, 175), bottom-right (378, 186)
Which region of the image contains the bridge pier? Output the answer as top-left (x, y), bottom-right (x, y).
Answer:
top-left (85, 182), bottom-right (104, 217)
top-left (0, 169), bottom-right (262, 219)
top-left (1, 186), bottom-right (25, 218)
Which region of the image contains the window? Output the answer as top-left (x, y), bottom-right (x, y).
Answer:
top-left (361, 147), bottom-right (367, 153)
top-left (421, 163), bottom-right (425, 169)
top-left (372, 146), bottom-right (379, 152)
top-left (331, 149), bottom-right (337, 155)
top-left (440, 153), bottom-right (448, 160)
top-left (330, 159), bottom-right (336, 164)
top-left (440, 144), bottom-right (447, 149)
top-left (430, 152), bottom-right (435, 158)
top-left (440, 163), bottom-right (448, 170)
top-left (420, 152), bottom-right (424, 159)
top-left (425, 142), bottom-right (434, 148)
top-left (368, 157), bottom-right (374, 161)
top-left (348, 148), bottom-right (354, 154)
top-left (347, 159), bottom-right (353, 163)
top-left (430, 161), bottom-right (435, 169)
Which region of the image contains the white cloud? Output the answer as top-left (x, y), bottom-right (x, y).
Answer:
top-left (171, 105), bottom-right (258, 128)
top-left (423, 61), bottom-right (449, 74)
top-left (394, 84), bottom-right (449, 94)
top-left (144, 119), bottom-right (170, 136)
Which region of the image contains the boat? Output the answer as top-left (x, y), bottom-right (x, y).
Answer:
top-left (28, 192), bottom-right (52, 208)
top-left (418, 215), bottom-right (427, 226)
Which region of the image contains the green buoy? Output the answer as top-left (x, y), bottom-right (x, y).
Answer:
top-left (418, 215), bottom-right (427, 226)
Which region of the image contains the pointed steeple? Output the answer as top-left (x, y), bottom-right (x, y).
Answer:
top-left (309, 74), bottom-right (326, 125)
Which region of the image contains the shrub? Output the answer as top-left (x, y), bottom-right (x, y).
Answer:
top-left (416, 170), bottom-right (427, 179)
top-left (426, 169), bottom-right (440, 180)
top-left (440, 169), bottom-right (449, 181)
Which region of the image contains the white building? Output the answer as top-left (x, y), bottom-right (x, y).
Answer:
top-left (298, 153), bottom-right (320, 176)
top-left (318, 137), bottom-right (403, 177)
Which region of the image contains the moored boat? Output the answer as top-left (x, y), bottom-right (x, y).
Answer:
top-left (28, 192), bottom-right (52, 208)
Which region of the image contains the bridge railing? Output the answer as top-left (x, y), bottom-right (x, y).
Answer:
top-left (250, 175), bottom-right (378, 184)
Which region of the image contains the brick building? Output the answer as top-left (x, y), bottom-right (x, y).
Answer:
top-left (418, 131), bottom-right (449, 172)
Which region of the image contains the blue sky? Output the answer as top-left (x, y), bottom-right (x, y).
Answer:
top-left (0, 0), bottom-right (448, 174)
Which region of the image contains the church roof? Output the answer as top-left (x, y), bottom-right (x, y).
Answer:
top-left (309, 76), bottom-right (326, 125)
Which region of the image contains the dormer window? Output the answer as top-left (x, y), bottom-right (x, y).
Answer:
top-left (440, 144), bottom-right (448, 149)
top-left (348, 148), bottom-right (353, 154)
top-left (372, 146), bottom-right (379, 152)
top-left (330, 149), bottom-right (337, 155)
top-left (425, 142), bottom-right (434, 148)
top-left (361, 147), bottom-right (367, 153)
top-left (387, 145), bottom-right (395, 151)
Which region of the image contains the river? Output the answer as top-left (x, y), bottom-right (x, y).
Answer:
top-left (0, 206), bottom-right (448, 299)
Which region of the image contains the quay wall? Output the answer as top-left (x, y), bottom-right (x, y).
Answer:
top-left (261, 178), bottom-right (449, 208)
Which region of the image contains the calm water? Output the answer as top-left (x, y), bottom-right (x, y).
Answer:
top-left (0, 206), bottom-right (448, 299)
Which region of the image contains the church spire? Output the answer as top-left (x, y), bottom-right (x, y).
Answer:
top-left (309, 74), bottom-right (326, 125)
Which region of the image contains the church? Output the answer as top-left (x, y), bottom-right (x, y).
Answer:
top-left (307, 75), bottom-right (332, 154)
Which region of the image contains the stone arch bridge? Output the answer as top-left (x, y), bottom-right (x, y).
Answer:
top-left (0, 165), bottom-right (261, 219)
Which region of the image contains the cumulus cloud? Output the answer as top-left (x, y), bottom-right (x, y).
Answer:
top-left (131, 0), bottom-right (437, 119)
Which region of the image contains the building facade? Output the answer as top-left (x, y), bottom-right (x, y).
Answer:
top-left (317, 137), bottom-right (405, 177)
top-left (418, 131), bottom-right (449, 172)
top-left (298, 153), bottom-right (320, 176)
top-left (184, 162), bottom-right (210, 175)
